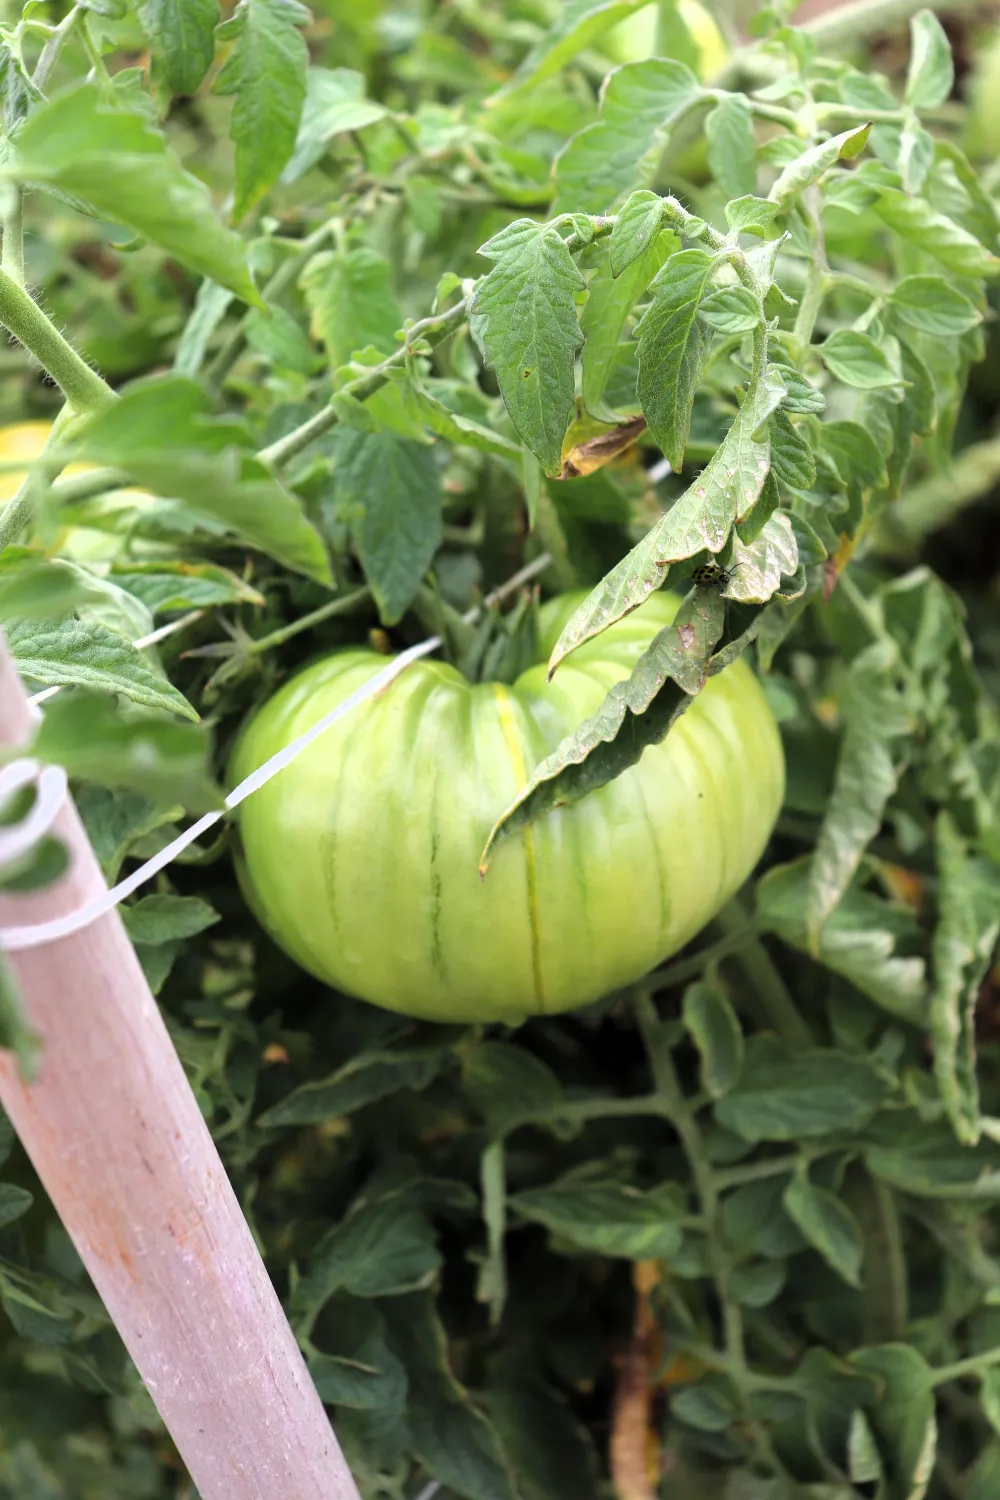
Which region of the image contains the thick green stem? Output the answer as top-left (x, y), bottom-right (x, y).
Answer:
top-left (32, 3), bottom-right (82, 88)
top-left (244, 587), bottom-right (371, 656)
top-left (259, 296), bottom-right (473, 469)
top-left (651, 921), bottom-right (761, 991)
top-left (635, 991), bottom-right (746, 1376)
top-left (714, 898), bottom-right (814, 1047)
top-left (206, 218), bottom-right (339, 391)
top-left (932, 1345), bottom-right (1000, 1388)
top-left (0, 268), bottom-right (114, 415)
top-left (2, 194), bottom-right (24, 288)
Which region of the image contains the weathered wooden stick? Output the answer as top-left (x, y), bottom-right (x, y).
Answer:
top-left (0, 638), bottom-right (360, 1500)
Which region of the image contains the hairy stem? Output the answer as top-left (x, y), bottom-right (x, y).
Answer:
top-left (2, 194), bottom-right (24, 288)
top-left (0, 268), bottom-right (115, 415)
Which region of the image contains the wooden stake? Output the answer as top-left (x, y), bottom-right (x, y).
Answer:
top-left (0, 639), bottom-right (360, 1500)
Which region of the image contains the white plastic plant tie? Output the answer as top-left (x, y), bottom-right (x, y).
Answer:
top-left (0, 760), bottom-right (68, 872)
top-left (0, 554), bottom-right (550, 952)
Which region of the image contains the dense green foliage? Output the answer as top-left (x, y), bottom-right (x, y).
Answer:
top-left (3, 0), bottom-right (1000, 1497)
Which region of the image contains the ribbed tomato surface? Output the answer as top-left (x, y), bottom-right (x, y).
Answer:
top-left (231, 591), bottom-right (784, 1022)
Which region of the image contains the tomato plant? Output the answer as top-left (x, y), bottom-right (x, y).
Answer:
top-left (3, 1), bottom-right (1000, 1498)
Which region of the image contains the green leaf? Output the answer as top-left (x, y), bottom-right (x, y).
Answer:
top-left (308, 1343), bottom-right (406, 1412)
top-left (899, 116), bottom-right (935, 194)
top-left (609, 189), bottom-right (665, 277)
top-left (768, 409), bottom-right (816, 489)
top-left (282, 67), bottom-right (388, 183)
top-left (76, 786), bottom-right (178, 883)
top-left (725, 195), bottom-right (779, 236)
top-left (931, 813), bottom-right (1000, 1146)
top-left (699, 284), bottom-right (761, 335)
top-left (0, 557), bottom-right (104, 623)
top-left (108, 562), bottom-right (262, 615)
top-left (726, 510), bottom-right (799, 601)
top-left (728, 1258), bottom-right (786, 1307)
top-left (511, 1170), bottom-right (685, 1259)
top-left (714, 1035), bottom-right (889, 1142)
top-left (849, 1409), bottom-right (885, 1485)
top-left (173, 278), bottom-right (234, 377)
top-left (258, 1042), bottom-right (451, 1126)
top-left (672, 1375), bottom-right (739, 1431)
top-left (905, 10), bottom-right (953, 111)
top-left (549, 365), bottom-right (782, 670)
top-left (0, 35), bottom-right (40, 133)
top-left (121, 894), bottom-right (219, 945)
top-left (759, 859), bottom-right (927, 1022)
top-left (889, 274), bottom-right (981, 336)
top-left (775, 364), bottom-right (826, 414)
top-left (980, 1372), bottom-right (1000, 1437)
top-left (484, 1366), bottom-right (599, 1500)
top-left (74, 376), bottom-right (331, 584)
top-left (635, 248), bottom-right (714, 467)
top-left (294, 1172), bottom-right (475, 1309)
top-left (245, 303), bottom-right (320, 374)
top-left (301, 246), bottom-right (401, 369)
top-left (498, 0), bottom-right (644, 99)
top-left (0, 1184), bottom-right (32, 1230)
top-left (2, 83), bottom-right (259, 305)
top-left (581, 234), bottom-right (672, 421)
top-left (4, 617), bottom-right (198, 720)
top-left (875, 188), bottom-right (1000, 278)
top-left (553, 58), bottom-right (703, 214)
top-left (331, 427), bottom-right (441, 625)
top-left (481, 590), bottom-right (726, 869)
top-left (462, 1041), bottom-right (563, 1136)
top-left (140, 0), bottom-right (219, 96)
top-left (381, 1292), bottom-right (518, 1500)
top-left (705, 93), bottom-right (756, 201)
top-left (864, 1112), bottom-right (1000, 1197)
top-left (849, 1345), bottom-right (936, 1500)
top-left (30, 692), bottom-right (221, 810)
top-left (820, 330), bottom-right (898, 389)
top-left (806, 642), bottom-right (911, 944)
top-left (682, 980), bottom-right (743, 1099)
top-left (213, 0), bottom-right (310, 220)
top-left (819, 420), bottom-right (889, 489)
top-left (470, 222), bottom-right (585, 476)
top-left (406, 374), bottom-right (521, 459)
top-left (769, 123), bottom-right (872, 205)
top-left (782, 1162), bottom-right (863, 1287)
top-left (0, 958), bottom-right (41, 1083)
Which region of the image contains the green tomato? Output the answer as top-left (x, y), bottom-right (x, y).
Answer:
top-left (230, 590), bottom-right (784, 1024)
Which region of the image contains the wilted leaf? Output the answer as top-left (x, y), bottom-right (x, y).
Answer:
top-left (931, 813), bottom-right (1000, 1145)
top-left (481, 590), bottom-right (725, 869)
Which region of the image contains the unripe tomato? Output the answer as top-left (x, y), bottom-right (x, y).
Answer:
top-left (231, 591), bottom-right (784, 1024)
top-left (602, 0), bottom-right (729, 81)
top-left (0, 418), bottom-right (152, 562)
top-left (965, 28), bottom-right (1000, 162)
